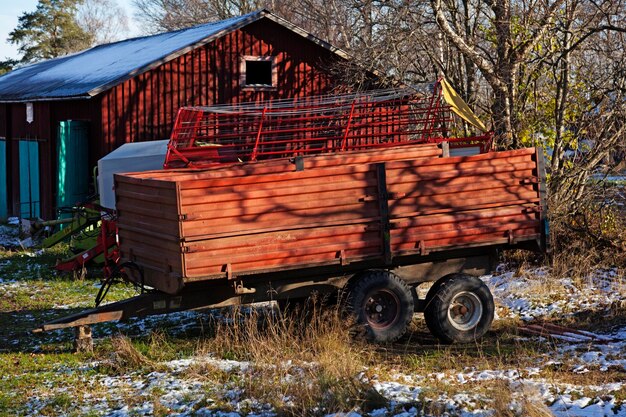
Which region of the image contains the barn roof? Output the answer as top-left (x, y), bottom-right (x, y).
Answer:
top-left (0, 10), bottom-right (348, 103)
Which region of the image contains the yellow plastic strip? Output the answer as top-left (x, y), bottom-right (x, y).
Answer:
top-left (440, 78), bottom-right (488, 132)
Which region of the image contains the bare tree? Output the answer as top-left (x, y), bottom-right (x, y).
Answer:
top-left (430, 0), bottom-right (571, 147)
top-left (132, 0), bottom-right (269, 32)
top-left (544, 1), bottom-right (626, 205)
top-left (77, 0), bottom-right (130, 44)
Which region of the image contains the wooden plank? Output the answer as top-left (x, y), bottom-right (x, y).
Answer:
top-left (390, 206), bottom-right (539, 228)
top-left (182, 218), bottom-right (380, 243)
top-left (118, 241), bottom-right (182, 266)
top-left (389, 189), bottom-right (540, 215)
top-left (117, 216), bottom-right (181, 237)
top-left (386, 180), bottom-right (537, 201)
top-left (390, 220), bottom-right (540, 244)
top-left (391, 229), bottom-right (540, 253)
top-left (180, 185), bottom-right (379, 207)
top-left (391, 214), bottom-right (538, 234)
top-left (387, 147), bottom-right (535, 168)
top-left (183, 223), bottom-right (378, 252)
top-left (181, 204), bottom-right (380, 236)
top-left (386, 170), bottom-right (536, 190)
top-left (184, 234), bottom-right (381, 265)
top-left (177, 164), bottom-right (375, 190)
top-left (385, 162), bottom-right (538, 182)
top-left (180, 174), bottom-right (378, 200)
top-left (184, 247), bottom-right (379, 277)
top-left (115, 200), bottom-right (179, 219)
top-left (388, 199), bottom-right (541, 219)
top-left (181, 193), bottom-right (374, 220)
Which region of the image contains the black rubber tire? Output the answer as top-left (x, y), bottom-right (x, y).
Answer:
top-left (348, 270), bottom-right (414, 343)
top-left (424, 274), bottom-right (452, 305)
top-left (424, 274), bottom-right (494, 344)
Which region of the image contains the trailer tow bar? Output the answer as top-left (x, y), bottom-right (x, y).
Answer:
top-left (33, 283), bottom-right (253, 351)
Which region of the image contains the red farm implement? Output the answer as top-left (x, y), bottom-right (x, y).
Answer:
top-left (164, 79), bottom-right (492, 169)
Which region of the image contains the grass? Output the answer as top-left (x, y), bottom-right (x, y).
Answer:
top-left (1, 308), bottom-right (625, 417)
top-left (0, 350), bottom-right (98, 416)
top-left (0, 237), bottom-right (141, 353)
top-left (1, 221), bottom-right (626, 416)
top-left (196, 304), bottom-right (378, 416)
top-left (0, 244), bottom-right (136, 310)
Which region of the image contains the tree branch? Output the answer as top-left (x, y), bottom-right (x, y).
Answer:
top-left (564, 24), bottom-right (626, 55)
top-left (429, 0), bottom-right (505, 92)
top-left (512, 0), bottom-right (568, 67)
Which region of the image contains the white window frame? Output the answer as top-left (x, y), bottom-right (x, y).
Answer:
top-left (240, 56), bottom-right (277, 90)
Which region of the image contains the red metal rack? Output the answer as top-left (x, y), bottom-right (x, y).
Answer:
top-left (164, 81), bottom-right (492, 169)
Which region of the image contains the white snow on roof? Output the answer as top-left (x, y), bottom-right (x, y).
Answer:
top-left (0, 11), bottom-right (264, 101)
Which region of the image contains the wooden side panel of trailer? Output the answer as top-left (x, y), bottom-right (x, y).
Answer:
top-left (385, 148), bottom-right (542, 255)
top-left (115, 147), bottom-right (543, 294)
top-left (178, 163), bottom-right (383, 277)
top-left (114, 177), bottom-right (186, 293)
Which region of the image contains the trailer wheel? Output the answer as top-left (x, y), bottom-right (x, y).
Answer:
top-left (349, 270), bottom-right (414, 343)
top-left (424, 274), bottom-right (494, 344)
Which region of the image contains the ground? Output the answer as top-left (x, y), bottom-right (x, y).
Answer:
top-left (1, 222), bottom-right (625, 417)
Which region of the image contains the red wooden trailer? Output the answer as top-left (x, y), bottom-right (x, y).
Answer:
top-left (37, 143), bottom-right (547, 347)
top-left (117, 146), bottom-right (543, 292)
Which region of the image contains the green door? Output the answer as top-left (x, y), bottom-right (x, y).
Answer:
top-left (57, 120), bottom-right (89, 211)
top-left (0, 140), bottom-right (6, 220)
top-left (19, 140), bottom-right (40, 218)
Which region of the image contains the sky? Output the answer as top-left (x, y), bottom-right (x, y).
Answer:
top-left (0, 0), bottom-right (141, 60)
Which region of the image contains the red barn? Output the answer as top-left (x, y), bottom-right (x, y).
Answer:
top-left (0, 10), bottom-right (354, 219)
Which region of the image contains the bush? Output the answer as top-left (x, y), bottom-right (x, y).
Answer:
top-left (547, 181), bottom-right (625, 277)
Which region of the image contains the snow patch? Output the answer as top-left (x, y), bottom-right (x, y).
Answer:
top-left (0, 224), bottom-right (20, 248)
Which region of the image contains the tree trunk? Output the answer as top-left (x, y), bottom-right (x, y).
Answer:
top-left (491, 87), bottom-right (513, 148)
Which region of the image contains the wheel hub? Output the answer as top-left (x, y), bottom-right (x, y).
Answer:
top-left (363, 289), bottom-right (401, 329)
top-left (447, 291), bottom-right (483, 331)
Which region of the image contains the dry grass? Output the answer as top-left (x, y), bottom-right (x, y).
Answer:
top-left (503, 181), bottom-right (625, 281)
top-left (203, 300), bottom-right (361, 365)
top-left (196, 301), bottom-right (381, 416)
top-left (492, 381), bottom-right (553, 417)
top-left (548, 186), bottom-right (626, 279)
top-left (501, 246), bottom-right (626, 321)
top-left (492, 380), bottom-right (517, 417)
top-left (98, 334), bottom-right (159, 374)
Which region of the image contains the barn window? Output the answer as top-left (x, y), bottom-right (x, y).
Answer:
top-left (241, 56), bottom-right (276, 89)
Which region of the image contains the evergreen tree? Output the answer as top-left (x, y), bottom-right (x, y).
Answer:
top-left (8, 0), bottom-right (94, 64)
top-left (0, 59), bottom-right (18, 75)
